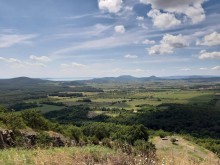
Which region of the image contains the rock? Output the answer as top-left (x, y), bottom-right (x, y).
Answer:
top-left (0, 128), bottom-right (15, 149)
top-left (0, 128), bottom-right (74, 149)
top-left (47, 131), bottom-right (71, 147)
top-left (19, 129), bottom-right (38, 148)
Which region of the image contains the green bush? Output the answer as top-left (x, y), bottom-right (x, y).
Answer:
top-left (21, 110), bottom-right (51, 130)
top-left (36, 132), bottom-right (52, 147)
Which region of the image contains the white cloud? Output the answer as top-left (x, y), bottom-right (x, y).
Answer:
top-left (72, 62), bottom-right (86, 68)
top-left (142, 39), bottom-right (155, 45)
top-left (147, 9), bottom-right (181, 29)
top-left (135, 68), bottom-right (145, 72)
top-left (114, 25), bottom-right (125, 33)
top-left (199, 50), bottom-right (220, 59)
top-left (61, 62), bottom-right (86, 68)
top-left (198, 32), bottom-right (220, 46)
top-left (124, 54), bottom-right (138, 59)
top-left (52, 31), bottom-right (146, 56)
top-left (184, 4), bottom-right (205, 24)
top-left (29, 55), bottom-right (51, 62)
top-left (0, 34), bottom-right (37, 48)
top-left (162, 34), bottom-right (188, 48)
top-left (61, 63), bottom-right (70, 68)
top-left (25, 62), bottom-right (47, 68)
top-left (148, 43), bottom-right (173, 55)
top-left (0, 57), bottom-right (46, 68)
top-left (125, 6), bottom-right (133, 11)
top-left (0, 57), bottom-right (22, 64)
top-left (98, 0), bottom-right (123, 13)
top-left (199, 67), bottom-right (208, 70)
top-left (180, 68), bottom-right (191, 71)
top-left (138, 23), bottom-right (148, 29)
top-left (148, 34), bottom-right (188, 55)
top-left (136, 16), bottom-right (144, 21)
top-left (141, 0), bottom-right (206, 25)
top-left (211, 66), bottom-right (220, 70)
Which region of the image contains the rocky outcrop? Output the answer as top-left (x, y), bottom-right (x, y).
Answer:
top-left (0, 128), bottom-right (15, 149)
top-left (47, 131), bottom-right (71, 147)
top-left (0, 128), bottom-right (74, 149)
top-left (20, 129), bottom-right (38, 148)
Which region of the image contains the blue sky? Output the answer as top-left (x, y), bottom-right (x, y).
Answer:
top-left (0, 0), bottom-right (220, 78)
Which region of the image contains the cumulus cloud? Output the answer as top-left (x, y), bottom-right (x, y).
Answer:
top-left (142, 39), bottom-right (155, 45)
top-left (148, 43), bottom-right (173, 55)
top-left (147, 9), bottom-right (181, 29)
top-left (199, 50), bottom-right (220, 59)
top-left (124, 54), bottom-right (138, 59)
top-left (29, 55), bottom-right (51, 62)
top-left (98, 0), bottom-right (123, 13)
top-left (162, 34), bottom-right (189, 48)
top-left (114, 25), bottom-right (125, 33)
top-left (198, 32), bottom-right (220, 46)
top-left (141, 0), bottom-right (206, 26)
top-left (0, 34), bottom-right (36, 48)
top-left (148, 34), bottom-right (188, 55)
top-left (136, 16), bottom-right (144, 21)
top-left (211, 66), bottom-right (220, 70)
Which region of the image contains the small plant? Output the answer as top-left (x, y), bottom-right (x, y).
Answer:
top-left (89, 136), bottom-right (99, 145)
top-left (36, 132), bottom-right (52, 147)
top-left (170, 137), bottom-right (178, 144)
top-left (157, 129), bottom-right (168, 138)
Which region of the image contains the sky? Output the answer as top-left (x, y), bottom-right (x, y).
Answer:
top-left (0, 0), bottom-right (220, 78)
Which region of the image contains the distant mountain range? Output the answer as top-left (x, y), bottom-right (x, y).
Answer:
top-left (77, 75), bottom-right (220, 83)
top-left (0, 75), bottom-right (220, 85)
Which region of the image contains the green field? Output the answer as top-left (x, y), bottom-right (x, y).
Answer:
top-left (42, 90), bottom-right (216, 112)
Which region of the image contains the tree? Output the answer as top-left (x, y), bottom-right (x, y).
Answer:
top-left (21, 110), bottom-right (50, 130)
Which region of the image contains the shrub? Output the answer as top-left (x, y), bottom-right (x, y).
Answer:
top-left (36, 132), bottom-right (52, 147)
top-left (21, 110), bottom-right (51, 130)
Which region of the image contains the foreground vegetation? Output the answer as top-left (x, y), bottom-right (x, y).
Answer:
top-left (0, 143), bottom-right (219, 165)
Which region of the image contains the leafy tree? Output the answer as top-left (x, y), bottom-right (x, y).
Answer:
top-left (21, 110), bottom-right (51, 130)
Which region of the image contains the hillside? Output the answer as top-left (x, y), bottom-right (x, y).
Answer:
top-left (152, 136), bottom-right (220, 165)
top-left (0, 135), bottom-right (219, 165)
top-left (0, 77), bottom-right (102, 105)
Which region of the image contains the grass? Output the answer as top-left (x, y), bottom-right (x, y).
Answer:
top-left (0, 146), bottom-right (117, 165)
top-left (37, 90), bottom-right (217, 112)
top-left (26, 104), bottom-right (65, 114)
top-left (1, 137), bottom-right (219, 165)
top-left (151, 136), bottom-right (220, 165)
top-left (0, 145), bottom-right (157, 165)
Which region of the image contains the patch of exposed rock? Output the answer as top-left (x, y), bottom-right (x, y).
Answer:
top-left (0, 128), bottom-right (15, 149)
top-left (0, 128), bottom-right (74, 149)
top-left (47, 131), bottom-right (71, 147)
